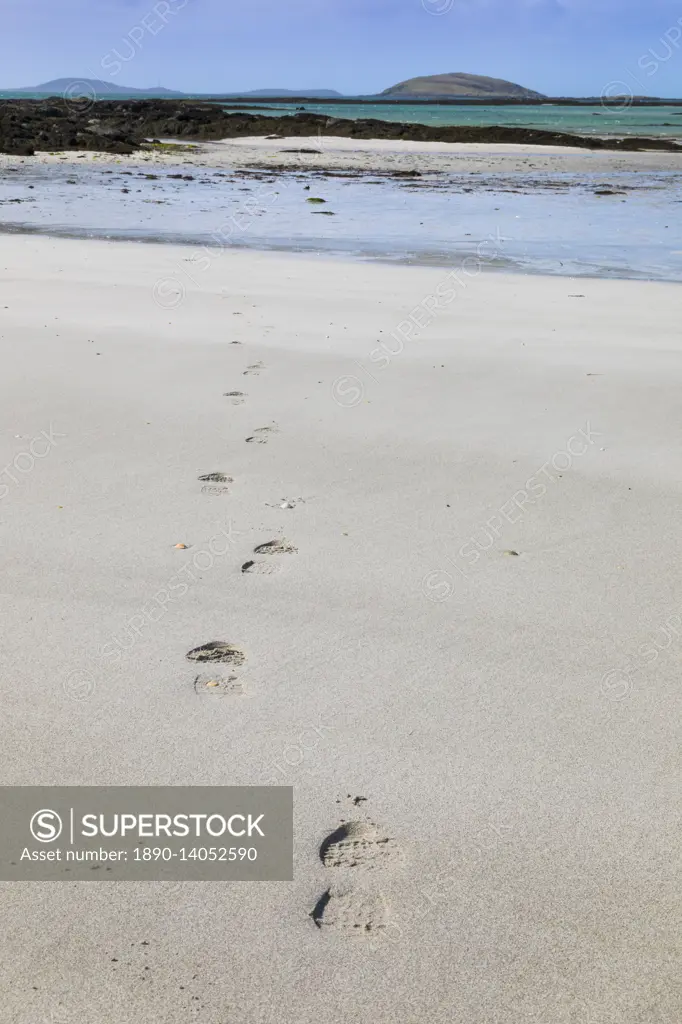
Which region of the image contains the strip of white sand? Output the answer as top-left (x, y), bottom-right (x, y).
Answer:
top-left (213, 133), bottom-right (682, 173)
top-left (2, 134), bottom-right (682, 174)
top-left (224, 134), bottom-right (589, 155)
top-left (1, 234), bottom-right (680, 1023)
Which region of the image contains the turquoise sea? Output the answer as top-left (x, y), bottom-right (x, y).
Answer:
top-left (226, 102), bottom-right (682, 139)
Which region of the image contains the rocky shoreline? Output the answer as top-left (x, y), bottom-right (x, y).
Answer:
top-left (2, 99), bottom-right (682, 156)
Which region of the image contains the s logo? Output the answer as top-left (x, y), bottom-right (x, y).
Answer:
top-left (30, 809), bottom-right (63, 843)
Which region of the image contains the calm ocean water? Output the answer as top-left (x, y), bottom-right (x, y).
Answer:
top-left (2, 94), bottom-right (682, 139)
top-left (228, 102), bottom-right (682, 139)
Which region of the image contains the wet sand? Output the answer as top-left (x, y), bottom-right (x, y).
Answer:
top-left (2, 145), bottom-right (681, 282)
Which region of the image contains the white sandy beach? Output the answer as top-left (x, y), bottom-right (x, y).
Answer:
top-left (2, 134), bottom-right (682, 174)
top-left (1, 233), bottom-right (681, 1023)
top-left (215, 133), bottom-right (682, 174)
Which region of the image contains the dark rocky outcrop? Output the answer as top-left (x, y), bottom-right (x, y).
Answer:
top-left (1, 99), bottom-right (681, 155)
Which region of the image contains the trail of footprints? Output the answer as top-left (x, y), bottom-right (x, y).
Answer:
top-left (190, 355), bottom-right (401, 937)
top-left (187, 357), bottom-right (296, 696)
top-left (311, 808), bottom-right (402, 934)
top-left (184, 536), bottom-right (297, 692)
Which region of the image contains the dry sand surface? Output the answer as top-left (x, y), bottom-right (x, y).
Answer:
top-left (1, 234), bottom-right (680, 1023)
top-left (2, 134), bottom-right (682, 174)
top-left (214, 134), bottom-right (682, 174)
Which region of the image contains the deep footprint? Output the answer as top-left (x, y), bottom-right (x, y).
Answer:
top-left (320, 821), bottom-right (400, 869)
top-left (194, 674), bottom-right (244, 696)
top-left (241, 560), bottom-right (281, 575)
top-left (311, 886), bottom-right (388, 933)
top-left (253, 539), bottom-right (297, 555)
top-left (186, 641), bottom-right (246, 666)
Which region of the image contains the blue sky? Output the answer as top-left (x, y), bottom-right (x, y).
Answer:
top-left (3, 0), bottom-right (682, 96)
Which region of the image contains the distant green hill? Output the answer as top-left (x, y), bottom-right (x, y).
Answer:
top-left (381, 73), bottom-right (545, 99)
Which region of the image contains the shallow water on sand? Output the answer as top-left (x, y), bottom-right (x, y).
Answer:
top-left (1, 162), bottom-right (681, 282)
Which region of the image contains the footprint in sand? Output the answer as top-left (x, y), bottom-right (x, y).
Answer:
top-left (224, 391), bottom-right (246, 406)
top-left (198, 473), bottom-right (232, 483)
top-left (253, 538), bottom-right (297, 555)
top-left (320, 821), bottom-right (400, 870)
top-left (245, 425), bottom-right (278, 444)
top-left (198, 472), bottom-right (232, 496)
top-left (241, 560), bottom-right (281, 575)
top-left (194, 673), bottom-right (245, 697)
top-left (311, 885), bottom-right (388, 933)
top-left (242, 538), bottom-right (297, 574)
top-left (243, 362), bottom-right (266, 376)
top-left (186, 641), bottom-right (245, 666)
